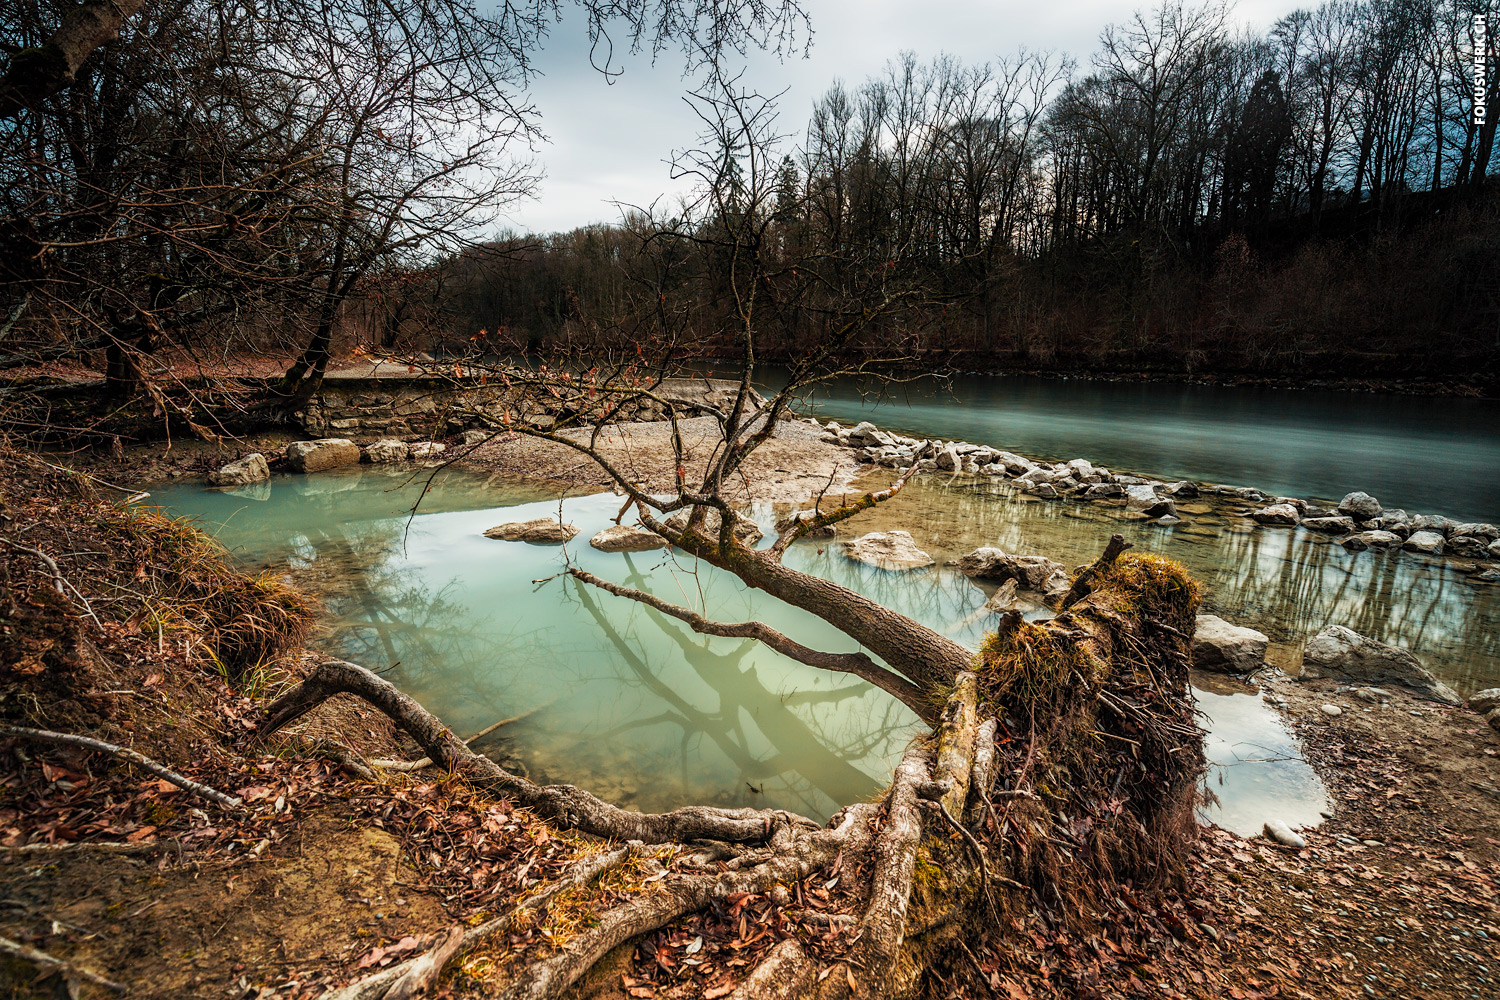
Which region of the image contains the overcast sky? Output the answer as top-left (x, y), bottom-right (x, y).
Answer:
top-left (499, 0), bottom-right (1308, 235)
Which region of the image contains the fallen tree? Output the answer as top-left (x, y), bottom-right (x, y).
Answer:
top-left (257, 531), bottom-right (1203, 999)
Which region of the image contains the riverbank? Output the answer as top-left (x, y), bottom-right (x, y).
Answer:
top-left (10, 418), bottom-right (1500, 996)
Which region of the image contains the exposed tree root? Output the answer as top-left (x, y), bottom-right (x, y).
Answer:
top-left (0, 935), bottom-right (126, 993)
top-left (257, 660), bottom-right (813, 844)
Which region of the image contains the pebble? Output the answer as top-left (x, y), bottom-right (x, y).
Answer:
top-left (1362, 839), bottom-right (1384, 848)
top-left (1321, 703), bottom-right (1343, 717)
top-left (1264, 819), bottom-right (1307, 848)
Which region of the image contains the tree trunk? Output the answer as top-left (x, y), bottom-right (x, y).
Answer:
top-left (659, 530), bottom-right (974, 693)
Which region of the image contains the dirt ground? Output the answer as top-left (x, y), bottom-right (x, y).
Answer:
top-left (1180, 673), bottom-right (1500, 1000)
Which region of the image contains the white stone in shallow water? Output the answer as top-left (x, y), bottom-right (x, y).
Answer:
top-left (1264, 819), bottom-right (1306, 849)
top-left (208, 453), bottom-right (269, 486)
top-left (1402, 530), bottom-right (1445, 555)
top-left (1338, 491), bottom-right (1383, 520)
top-left (1252, 503), bottom-right (1301, 526)
top-left (483, 518), bottom-right (579, 543)
top-left (1192, 615), bottom-right (1269, 673)
top-left (1342, 530), bottom-right (1399, 552)
top-left (840, 530), bottom-right (935, 571)
top-left (285, 438), bottom-right (359, 473)
top-left (1320, 703), bottom-right (1343, 717)
top-left (589, 525), bottom-right (668, 552)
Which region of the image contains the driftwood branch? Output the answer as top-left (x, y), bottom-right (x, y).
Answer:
top-left (768, 446), bottom-right (931, 559)
top-left (0, 935), bottom-right (127, 992)
top-left (567, 568), bottom-right (934, 721)
top-left (1057, 533), bottom-right (1133, 611)
top-left (0, 725), bottom-right (242, 810)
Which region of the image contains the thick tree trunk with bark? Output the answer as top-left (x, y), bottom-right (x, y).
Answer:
top-left (0, 0), bottom-right (150, 119)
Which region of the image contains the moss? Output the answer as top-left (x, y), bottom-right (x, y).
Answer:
top-left (1098, 553), bottom-right (1201, 632)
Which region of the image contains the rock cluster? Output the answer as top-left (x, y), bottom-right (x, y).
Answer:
top-left (952, 547), bottom-right (1070, 598)
top-left (815, 418), bottom-right (1500, 584)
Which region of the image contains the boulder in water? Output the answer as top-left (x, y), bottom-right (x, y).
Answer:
top-left (1301, 516), bottom-right (1355, 535)
top-left (1252, 503), bottom-right (1301, 526)
top-left (1337, 492), bottom-right (1382, 521)
top-left (1191, 614), bottom-right (1269, 673)
top-left (840, 530), bottom-right (935, 570)
top-left (208, 453), bottom-right (270, 486)
top-left (285, 438), bottom-right (359, 473)
top-left (589, 525), bottom-right (669, 552)
top-left (1447, 535), bottom-right (1491, 558)
top-left (1341, 530), bottom-right (1399, 552)
top-left (1402, 530), bottom-right (1444, 555)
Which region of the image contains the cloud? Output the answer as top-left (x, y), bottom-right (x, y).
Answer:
top-left (502, 0), bottom-right (1306, 235)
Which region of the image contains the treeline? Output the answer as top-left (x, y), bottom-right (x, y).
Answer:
top-left (448, 0), bottom-right (1500, 378)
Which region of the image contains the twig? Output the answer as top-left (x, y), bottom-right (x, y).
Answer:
top-left (4, 840), bottom-right (162, 856)
top-left (0, 538), bottom-right (65, 594)
top-left (0, 936), bottom-right (127, 992)
top-left (0, 726), bottom-right (242, 810)
top-left (0, 538), bottom-right (103, 627)
top-left (1057, 533), bottom-right (1132, 611)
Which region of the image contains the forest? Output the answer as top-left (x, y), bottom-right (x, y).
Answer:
top-left (2, 1), bottom-right (1497, 395)
top-left (447, 0), bottom-right (1499, 380)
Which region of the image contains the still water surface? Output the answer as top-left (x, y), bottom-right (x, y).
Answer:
top-left (150, 462), bottom-right (1497, 836)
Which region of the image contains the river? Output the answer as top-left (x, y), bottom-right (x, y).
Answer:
top-left (735, 370), bottom-right (1500, 524)
top-left (142, 373), bottom-right (1498, 840)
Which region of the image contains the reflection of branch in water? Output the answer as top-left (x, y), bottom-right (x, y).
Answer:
top-left (570, 571), bottom-right (892, 810)
top-left (615, 552), bottom-right (913, 763)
